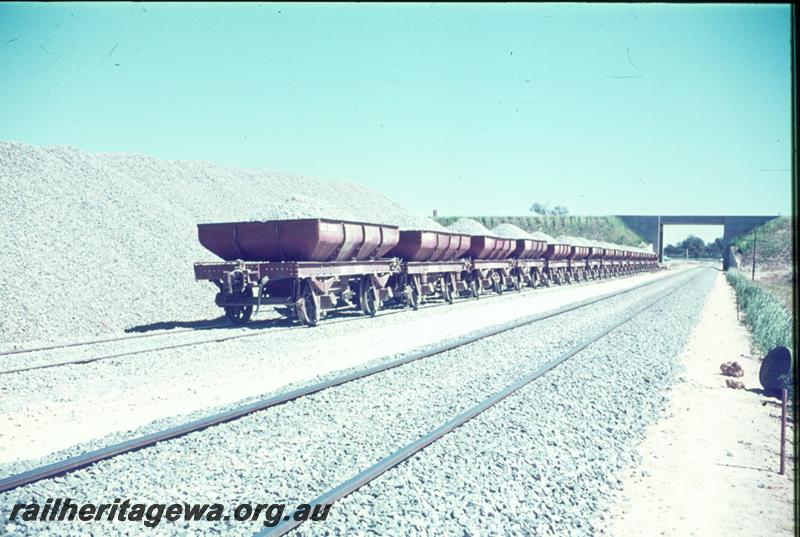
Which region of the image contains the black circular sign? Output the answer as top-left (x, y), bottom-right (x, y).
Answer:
top-left (759, 346), bottom-right (793, 395)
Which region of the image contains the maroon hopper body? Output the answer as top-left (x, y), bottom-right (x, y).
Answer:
top-left (466, 236), bottom-right (515, 260)
top-left (512, 239), bottom-right (548, 259)
top-left (565, 245), bottom-right (591, 260)
top-left (543, 243), bottom-right (571, 260)
top-left (588, 247), bottom-right (604, 259)
top-left (197, 219), bottom-right (399, 262)
top-left (389, 230), bottom-right (471, 261)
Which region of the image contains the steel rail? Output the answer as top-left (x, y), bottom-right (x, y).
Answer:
top-left (0, 287), bottom-right (538, 375)
top-left (0, 268), bottom-right (687, 494)
top-left (0, 321), bottom-right (227, 357)
top-left (0, 270), bottom-right (661, 376)
top-left (1, 267), bottom-right (648, 358)
top-left (0, 292), bottom-right (490, 375)
top-left (258, 268), bottom-right (705, 536)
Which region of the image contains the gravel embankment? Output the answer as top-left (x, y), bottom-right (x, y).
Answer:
top-left (0, 141), bottom-right (443, 346)
top-left (311, 269), bottom-right (716, 536)
top-left (0, 269), bottom-right (710, 536)
top-left (0, 269), bottom-right (683, 466)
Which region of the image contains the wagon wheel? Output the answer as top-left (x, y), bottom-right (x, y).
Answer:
top-left (470, 277), bottom-right (481, 299)
top-left (442, 273), bottom-right (455, 304)
top-left (224, 290), bottom-right (253, 325)
top-left (528, 270), bottom-right (538, 288)
top-left (511, 272), bottom-right (522, 292)
top-left (403, 284), bottom-right (418, 310)
top-left (404, 275), bottom-right (420, 310)
top-left (492, 275), bottom-right (503, 295)
top-left (359, 275), bottom-right (381, 317)
top-left (296, 280), bottom-right (320, 327)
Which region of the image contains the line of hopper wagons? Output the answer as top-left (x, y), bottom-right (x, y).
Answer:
top-left (193, 218), bottom-right (662, 326)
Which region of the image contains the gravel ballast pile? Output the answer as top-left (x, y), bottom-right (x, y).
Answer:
top-left (0, 142), bottom-right (443, 345)
top-left (558, 235), bottom-right (591, 247)
top-left (491, 223), bottom-right (532, 239)
top-left (0, 270), bottom-right (711, 536)
top-left (447, 217), bottom-right (493, 236)
top-left (530, 231), bottom-right (557, 243)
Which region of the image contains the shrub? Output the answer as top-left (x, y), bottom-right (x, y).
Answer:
top-left (727, 269), bottom-right (794, 354)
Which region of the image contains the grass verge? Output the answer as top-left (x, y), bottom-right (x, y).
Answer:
top-left (727, 269), bottom-right (794, 355)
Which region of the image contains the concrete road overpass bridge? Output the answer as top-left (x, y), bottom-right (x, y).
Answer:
top-left (617, 215), bottom-right (779, 270)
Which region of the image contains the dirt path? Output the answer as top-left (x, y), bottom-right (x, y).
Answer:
top-left (602, 271), bottom-right (795, 536)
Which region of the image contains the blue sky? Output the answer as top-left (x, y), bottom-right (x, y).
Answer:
top-left (0, 3), bottom-right (792, 243)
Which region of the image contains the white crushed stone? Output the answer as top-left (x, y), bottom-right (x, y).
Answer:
top-left (0, 269), bottom-right (685, 467)
top-left (530, 231), bottom-right (557, 243)
top-left (0, 141), bottom-right (443, 345)
top-left (491, 223), bottom-right (532, 239)
top-left (557, 235), bottom-right (592, 247)
top-left (447, 218), bottom-right (493, 236)
top-left (0, 269), bottom-right (711, 537)
top-left (322, 271), bottom-right (715, 537)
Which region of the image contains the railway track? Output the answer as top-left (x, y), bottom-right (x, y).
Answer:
top-left (0, 268), bottom-right (698, 495)
top-left (0, 270), bottom-right (661, 376)
top-left (260, 267), bottom-right (705, 536)
top-left (0, 320), bottom-right (228, 357)
top-left (0, 297), bottom-right (478, 375)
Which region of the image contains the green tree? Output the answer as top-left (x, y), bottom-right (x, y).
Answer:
top-left (530, 203), bottom-right (549, 215)
top-left (664, 235), bottom-right (724, 258)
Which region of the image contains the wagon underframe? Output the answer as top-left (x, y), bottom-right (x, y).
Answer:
top-left (193, 239), bottom-right (661, 327)
top-left (194, 259), bottom-right (402, 326)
